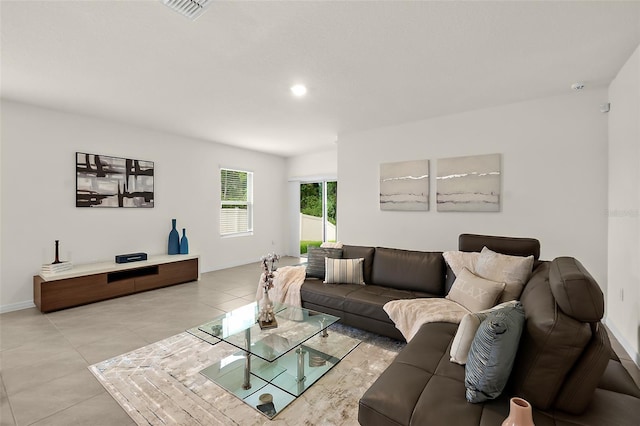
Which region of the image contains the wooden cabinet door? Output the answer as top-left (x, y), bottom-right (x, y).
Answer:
top-left (134, 259), bottom-right (198, 292)
top-left (40, 274), bottom-right (135, 312)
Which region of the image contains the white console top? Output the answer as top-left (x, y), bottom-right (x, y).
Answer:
top-left (38, 254), bottom-right (199, 282)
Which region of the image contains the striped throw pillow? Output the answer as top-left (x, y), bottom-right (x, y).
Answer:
top-left (324, 258), bottom-right (365, 285)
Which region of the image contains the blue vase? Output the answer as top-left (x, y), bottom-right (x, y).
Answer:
top-left (180, 228), bottom-right (189, 254)
top-left (168, 219), bottom-right (180, 255)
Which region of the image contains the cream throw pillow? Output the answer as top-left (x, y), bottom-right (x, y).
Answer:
top-left (450, 300), bottom-right (519, 365)
top-left (324, 257), bottom-right (365, 284)
top-left (475, 247), bottom-right (534, 303)
top-left (445, 268), bottom-right (505, 313)
top-left (443, 251), bottom-right (480, 277)
top-left (320, 241), bottom-right (343, 249)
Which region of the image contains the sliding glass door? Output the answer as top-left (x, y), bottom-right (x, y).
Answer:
top-left (300, 181), bottom-right (337, 255)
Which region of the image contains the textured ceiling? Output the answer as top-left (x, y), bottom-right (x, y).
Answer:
top-left (2, 1), bottom-right (640, 157)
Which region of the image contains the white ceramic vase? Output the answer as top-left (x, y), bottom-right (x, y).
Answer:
top-left (259, 289), bottom-right (274, 323)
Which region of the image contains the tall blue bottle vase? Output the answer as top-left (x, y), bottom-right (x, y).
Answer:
top-left (180, 228), bottom-right (189, 254)
top-left (168, 219), bottom-right (180, 255)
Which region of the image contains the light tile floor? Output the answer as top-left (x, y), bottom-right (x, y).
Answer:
top-left (1, 257), bottom-right (638, 425)
top-left (0, 257), bottom-right (301, 426)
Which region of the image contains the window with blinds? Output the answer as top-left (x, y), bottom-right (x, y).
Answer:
top-left (220, 168), bottom-right (253, 236)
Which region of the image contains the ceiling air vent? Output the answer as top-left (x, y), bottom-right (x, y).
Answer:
top-left (161, 0), bottom-right (213, 21)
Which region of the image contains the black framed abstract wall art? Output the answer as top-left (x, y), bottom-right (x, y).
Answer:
top-left (76, 152), bottom-right (154, 208)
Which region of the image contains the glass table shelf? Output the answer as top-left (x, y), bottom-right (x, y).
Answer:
top-left (188, 301), bottom-right (360, 419)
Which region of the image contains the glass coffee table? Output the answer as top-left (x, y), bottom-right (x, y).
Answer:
top-left (187, 302), bottom-right (360, 419)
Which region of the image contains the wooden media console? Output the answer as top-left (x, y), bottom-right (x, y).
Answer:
top-left (33, 254), bottom-right (199, 312)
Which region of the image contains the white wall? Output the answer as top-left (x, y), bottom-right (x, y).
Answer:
top-left (0, 102), bottom-right (3, 307)
top-left (338, 90), bottom-right (609, 290)
top-left (287, 147), bottom-right (337, 181)
top-left (0, 100), bottom-right (287, 311)
top-left (607, 43), bottom-right (640, 364)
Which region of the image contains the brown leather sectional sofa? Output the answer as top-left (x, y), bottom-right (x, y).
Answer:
top-left (299, 234), bottom-right (640, 425)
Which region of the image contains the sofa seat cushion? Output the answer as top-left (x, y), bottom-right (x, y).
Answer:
top-left (359, 322), bottom-right (462, 426)
top-left (598, 360), bottom-right (640, 398)
top-left (359, 321), bottom-right (635, 426)
top-left (359, 322), bottom-right (557, 426)
top-left (344, 285), bottom-right (438, 323)
top-left (552, 388), bottom-right (640, 426)
top-left (393, 322), bottom-right (461, 375)
top-left (299, 279), bottom-right (362, 311)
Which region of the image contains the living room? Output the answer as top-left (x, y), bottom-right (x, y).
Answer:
top-left (1, 1), bottom-right (640, 425)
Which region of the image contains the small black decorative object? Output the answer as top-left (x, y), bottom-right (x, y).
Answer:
top-left (115, 253), bottom-right (148, 264)
top-left (52, 240), bottom-right (61, 264)
top-left (257, 402), bottom-right (276, 417)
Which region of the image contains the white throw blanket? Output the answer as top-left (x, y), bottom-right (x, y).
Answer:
top-left (256, 265), bottom-right (307, 308)
top-left (383, 298), bottom-right (470, 342)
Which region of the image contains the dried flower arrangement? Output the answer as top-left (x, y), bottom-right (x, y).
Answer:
top-left (260, 252), bottom-right (280, 293)
top-left (258, 253), bottom-right (279, 329)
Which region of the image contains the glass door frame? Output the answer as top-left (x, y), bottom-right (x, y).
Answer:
top-left (299, 180), bottom-right (337, 252)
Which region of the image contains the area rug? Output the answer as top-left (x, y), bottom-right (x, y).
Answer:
top-left (89, 324), bottom-right (405, 425)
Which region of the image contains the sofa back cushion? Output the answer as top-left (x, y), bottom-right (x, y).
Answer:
top-left (458, 233), bottom-right (541, 261)
top-left (549, 257), bottom-right (604, 322)
top-left (370, 247), bottom-right (445, 294)
top-left (342, 245), bottom-right (375, 284)
top-left (511, 261), bottom-right (592, 410)
top-left (548, 257), bottom-right (608, 414)
top-left (306, 247), bottom-right (343, 279)
top-left (554, 323), bottom-right (611, 414)
top-left (448, 234), bottom-right (542, 294)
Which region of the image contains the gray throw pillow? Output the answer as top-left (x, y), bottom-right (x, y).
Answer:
top-left (465, 303), bottom-right (525, 403)
top-left (306, 247), bottom-right (343, 279)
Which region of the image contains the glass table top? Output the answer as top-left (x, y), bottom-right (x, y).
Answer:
top-left (187, 301), bottom-right (359, 419)
top-left (188, 301), bottom-right (341, 362)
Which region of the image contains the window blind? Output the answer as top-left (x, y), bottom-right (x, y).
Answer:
top-left (220, 169), bottom-right (253, 235)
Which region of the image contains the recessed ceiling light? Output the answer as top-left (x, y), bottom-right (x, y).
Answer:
top-left (290, 84), bottom-right (307, 97)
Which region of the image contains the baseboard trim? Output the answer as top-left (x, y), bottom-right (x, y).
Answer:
top-left (604, 317), bottom-right (640, 367)
top-left (0, 300), bottom-right (36, 314)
